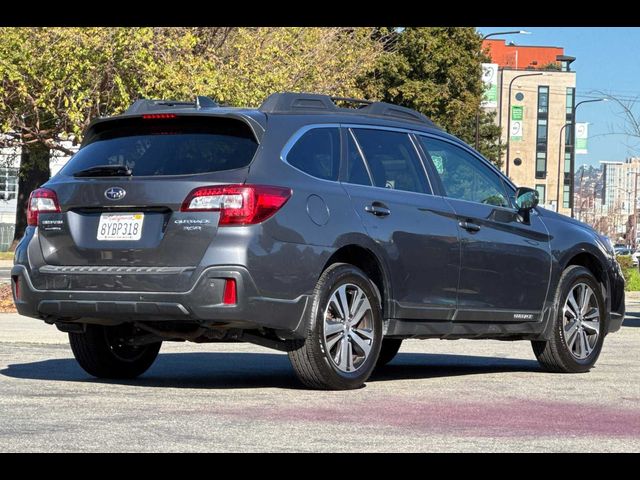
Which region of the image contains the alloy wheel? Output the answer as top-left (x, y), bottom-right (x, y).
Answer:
top-left (323, 283), bottom-right (375, 373)
top-left (562, 282), bottom-right (600, 360)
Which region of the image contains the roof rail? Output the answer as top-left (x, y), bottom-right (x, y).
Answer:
top-left (125, 96), bottom-right (219, 114)
top-left (259, 92), bottom-right (436, 127)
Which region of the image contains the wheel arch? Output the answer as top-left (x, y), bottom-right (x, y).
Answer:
top-left (562, 249), bottom-right (609, 293)
top-left (322, 244), bottom-right (392, 319)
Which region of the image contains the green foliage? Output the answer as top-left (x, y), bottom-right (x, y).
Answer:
top-left (616, 255), bottom-right (640, 291)
top-left (357, 27), bottom-right (503, 166)
top-left (625, 268), bottom-right (640, 291)
top-left (540, 62), bottom-right (561, 71)
top-left (0, 27), bottom-right (383, 152)
top-left (617, 255), bottom-right (633, 271)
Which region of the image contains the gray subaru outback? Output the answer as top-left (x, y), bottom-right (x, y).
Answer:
top-left (12, 92), bottom-right (625, 390)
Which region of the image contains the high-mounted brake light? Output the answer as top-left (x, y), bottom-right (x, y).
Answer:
top-left (142, 114), bottom-right (177, 119)
top-left (180, 184), bottom-right (291, 225)
top-left (27, 188), bottom-right (60, 226)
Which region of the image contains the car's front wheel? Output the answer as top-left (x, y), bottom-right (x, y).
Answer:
top-left (532, 265), bottom-right (606, 373)
top-left (288, 263), bottom-right (383, 390)
top-left (69, 324), bottom-right (162, 379)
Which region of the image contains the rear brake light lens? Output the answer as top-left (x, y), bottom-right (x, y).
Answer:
top-left (27, 188), bottom-right (60, 226)
top-left (180, 184), bottom-right (291, 225)
top-left (142, 114), bottom-right (177, 119)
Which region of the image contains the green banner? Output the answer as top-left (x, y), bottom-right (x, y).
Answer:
top-left (575, 123), bottom-right (588, 154)
top-left (510, 106), bottom-right (523, 141)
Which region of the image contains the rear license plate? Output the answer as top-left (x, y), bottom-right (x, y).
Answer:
top-left (97, 213), bottom-right (144, 241)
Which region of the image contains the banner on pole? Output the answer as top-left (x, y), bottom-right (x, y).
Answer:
top-left (510, 106), bottom-right (523, 141)
top-left (575, 123), bottom-right (589, 154)
top-left (481, 63), bottom-right (498, 108)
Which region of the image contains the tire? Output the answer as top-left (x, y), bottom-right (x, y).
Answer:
top-left (288, 263), bottom-right (383, 390)
top-left (375, 339), bottom-right (402, 368)
top-left (532, 265), bottom-right (606, 373)
top-left (69, 324), bottom-right (162, 379)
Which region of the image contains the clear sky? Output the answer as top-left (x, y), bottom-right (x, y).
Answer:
top-left (478, 27), bottom-right (640, 168)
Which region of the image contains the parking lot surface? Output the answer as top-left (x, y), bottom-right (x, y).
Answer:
top-left (1, 304), bottom-right (639, 452)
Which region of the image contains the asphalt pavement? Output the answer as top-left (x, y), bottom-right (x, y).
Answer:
top-left (1, 298), bottom-right (639, 452)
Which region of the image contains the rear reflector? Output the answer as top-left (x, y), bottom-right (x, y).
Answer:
top-left (222, 279), bottom-right (237, 305)
top-left (181, 184), bottom-right (291, 225)
top-left (27, 188), bottom-right (61, 226)
top-left (11, 275), bottom-right (20, 301)
top-left (142, 114), bottom-right (177, 119)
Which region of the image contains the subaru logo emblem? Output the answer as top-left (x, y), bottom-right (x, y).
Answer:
top-left (105, 187), bottom-right (126, 201)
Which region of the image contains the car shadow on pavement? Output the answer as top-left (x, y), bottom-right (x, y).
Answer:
top-left (622, 316), bottom-right (640, 327)
top-left (0, 352), bottom-right (540, 389)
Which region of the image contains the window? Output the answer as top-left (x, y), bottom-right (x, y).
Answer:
top-left (536, 152), bottom-right (547, 179)
top-left (286, 127), bottom-right (340, 181)
top-left (345, 131), bottom-right (372, 186)
top-left (419, 136), bottom-right (510, 207)
top-left (538, 86), bottom-right (549, 115)
top-left (563, 185), bottom-right (571, 208)
top-left (352, 129), bottom-right (430, 194)
top-left (535, 184), bottom-right (546, 204)
top-left (564, 152), bottom-right (572, 183)
top-left (537, 119), bottom-right (548, 144)
top-left (0, 167), bottom-right (18, 201)
top-left (60, 117), bottom-right (258, 177)
top-left (566, 87), bottom-right (575, 118)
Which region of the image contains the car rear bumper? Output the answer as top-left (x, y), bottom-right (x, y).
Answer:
top-left (11, 263), bottom-right (311, 338)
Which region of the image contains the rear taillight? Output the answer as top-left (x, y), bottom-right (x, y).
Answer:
top-left (180, 184), bottom-right (291, 226)
top-left (27, 188), bottom-right (60, 226)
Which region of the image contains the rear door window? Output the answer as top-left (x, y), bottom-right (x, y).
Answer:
top-left (345, 130), bottom-right (372, 186)
top-left (351, 128), bottom-right (430, 194)
top-left (59, 117), bottom-right (258, 177)
top-left (285, 127), bottom-right (341, 181)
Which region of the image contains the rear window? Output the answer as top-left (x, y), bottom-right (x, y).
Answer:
top-left (60, 117), bottom-right (258, 177)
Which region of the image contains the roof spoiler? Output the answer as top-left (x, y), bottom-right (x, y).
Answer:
top-left (125, 96), bottom-right (219, 114)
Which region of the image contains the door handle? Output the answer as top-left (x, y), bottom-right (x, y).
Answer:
top-left (365, 203), bottom-right (391, 217)
top-left (459, 220), bottom-right (481, 232)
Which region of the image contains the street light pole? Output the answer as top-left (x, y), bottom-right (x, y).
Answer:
top-left (477, 30), bottom-right (531, 151)
top-left (505, 72), bottom-right (543, 178)
top-left (556, 123), bottom-right (569, 212)
top-left (627, 171), bottom-right (640, 248)
top-left (569, 98), bottom-right (608, 218)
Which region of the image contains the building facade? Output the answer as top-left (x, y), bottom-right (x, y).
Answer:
top-left (600, 158), bottom-right (640, 244)
top-left (482, 39), bottom-right (577, 216)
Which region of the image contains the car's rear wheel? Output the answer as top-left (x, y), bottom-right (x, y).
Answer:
top-left (532, 265), bottom-right (606, 373)
top-left (288, 263), bottom-right (383, 390)
top-left (69, 324), bottom-right (162, 379)
top-left (375, 338), bottom-right (403, 368)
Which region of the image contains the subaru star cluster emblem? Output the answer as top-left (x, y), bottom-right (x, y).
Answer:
top-left (105, 187), bottom-right (126, 200)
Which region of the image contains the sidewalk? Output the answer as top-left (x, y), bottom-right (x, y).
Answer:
top-left (0, 260), bottom-right (12, 268)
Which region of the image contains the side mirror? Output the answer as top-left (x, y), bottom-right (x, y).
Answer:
top-left (515, 187), bottom-right (539, 223)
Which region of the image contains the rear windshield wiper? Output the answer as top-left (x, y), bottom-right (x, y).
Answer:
top-left (73, 165), bottom-right (133, 177)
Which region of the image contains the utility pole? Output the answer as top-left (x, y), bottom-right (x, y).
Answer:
top-left (569, 98), bottom-right (608, 218)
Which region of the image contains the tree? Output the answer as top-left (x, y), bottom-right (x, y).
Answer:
top-left (357, 27), bottom-right (503, 166)
top-left (0, 27), bottom-right (383, 247)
